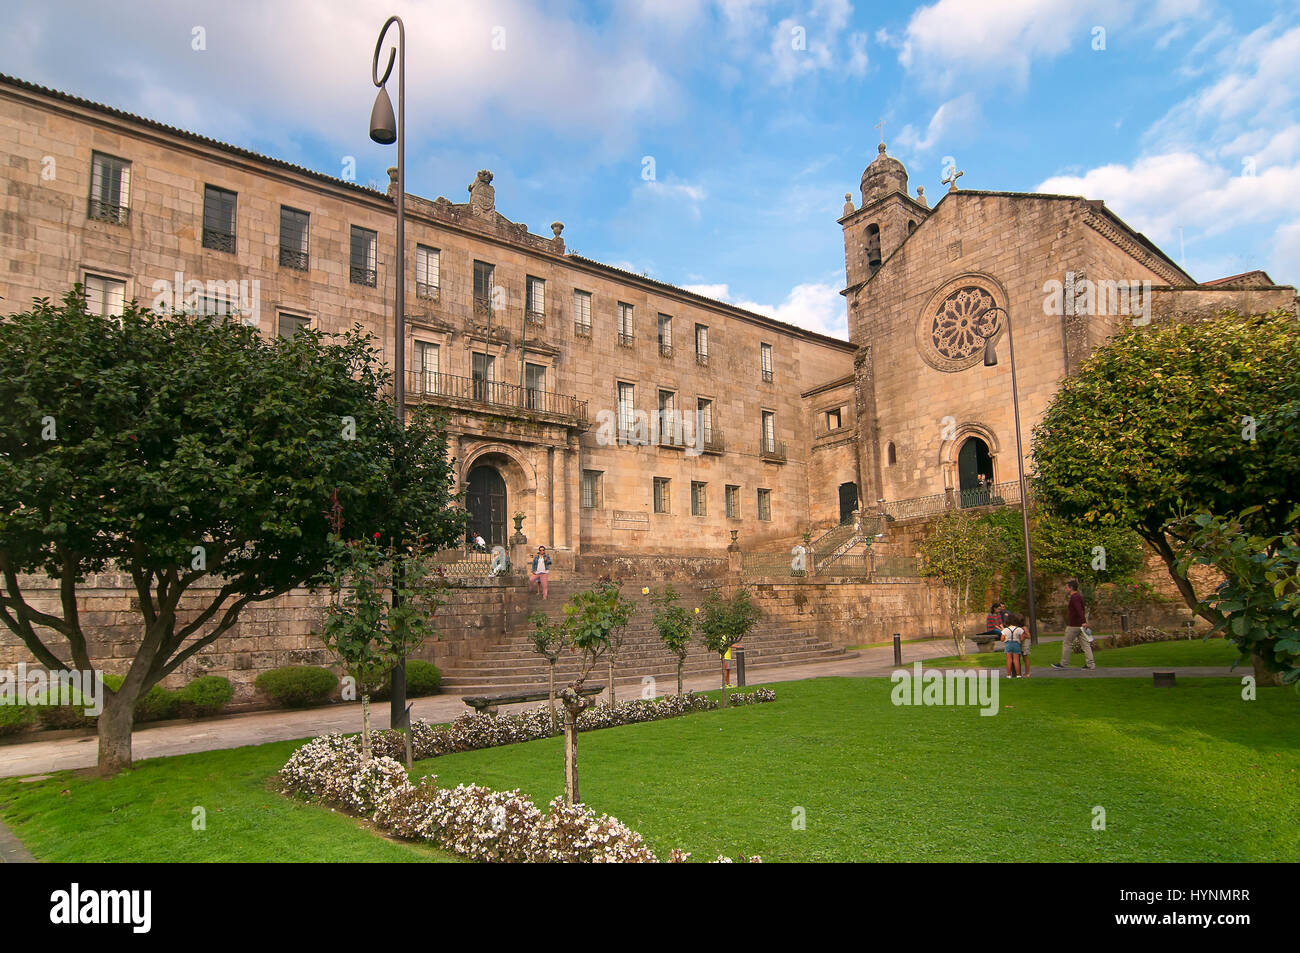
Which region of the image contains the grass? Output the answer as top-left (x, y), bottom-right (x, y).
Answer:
top-left (2, 674), bottom-right (1295, 862)
top-left (925, 637), bottom-right (1242, 670)
top-left (0, 739), bottom-right (459, 862)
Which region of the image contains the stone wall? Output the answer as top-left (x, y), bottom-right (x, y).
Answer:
top-left (746, 578), bottom-right (951, 647)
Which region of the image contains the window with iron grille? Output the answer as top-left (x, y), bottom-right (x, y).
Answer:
top-left (657, 314), bottom-right (673, 357)
top-left (350, 226), bottom-right (377, 286)
top-left (697, 397), bottom-right (714, 444)
top-left (581, 470), bottom-right (603, 509)
top-left (695, 324), bottom-right (709, 365)
top-left (762, 411), bottom-right (776, 453)
top-left (761, 342), bottom-right (773, 382)
top-left (473, 260), bottom-right (495, 313)
top-left (573, 289), bottom-right (592, 336)
top-left (84, 274), bottom-right (125, 317)
top-left (526, 276), bottom-right (545, 322)
top-left (416, 245), bottom-right (440, 299)
top-left (691, 481), bottom-right (707, 517)
top-left (416, 341), bottom-right (440, 394)
top-left (89, 152), bottom-right (130, 225)
top-left (653, 477), bottom-right (671, 514)
top-left (278, 312), bottom-right (310, 338)
top-left (658, 390), bottom-right (677, 445)
top-left (725, 484), bottom-right (740, 519)
top-left (617, 302), bottom-right (634, 346)
top-left (617, 382), bottom-right (635, 439)
top-left (202, 185), bottom-right (237, 252)
top-left (757, 488), bottom-right (772, 521)
top-left (279, 207), bottom-right (310, 271)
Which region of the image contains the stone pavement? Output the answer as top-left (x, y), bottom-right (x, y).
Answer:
top-left (0, 636), bottom-right (1235, 779)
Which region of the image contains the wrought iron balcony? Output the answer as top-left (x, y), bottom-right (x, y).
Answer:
top-left (759, 439), bottom-right (786, 463)
top-left (617, 331), bottom-right (635, 348)
top-left (762, 368), bottom-right (774, 383)
top-left (406, 370), bottom-right (588, 427)
top-left (351, 265), bottom-right (378, 287)
top-left (279, 247), bottom-right (309, 271)
top-left (203, 227), bottom-right (235, 253)
top-left (416, 281), bottom-right (440, 301)
top-left (701, 429), bottom-right (725, 454)
top-left (696, 351), bottom-right (710, 367)
top-left (659, 342), bottom-right (674, 358)
top-left (88, 198), bottom-right (129, 226)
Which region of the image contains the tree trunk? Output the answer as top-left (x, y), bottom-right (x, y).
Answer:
top-left (608, 656), bottom-right (617, 706)
top-left (1251, 650), bottom-right (1283, 688)
top-left (361, 693), bottom-right (372, 761)
top-left (677, 657), bottom-right (684, 696)
top-left (547, 661), bottom-right (557, 733)
top-left (1148, 533), bottom-right (1216, 623)
top-left (720, 658), bottom-right (729, 708)
top-left (563, 707), bottom-right (579, 805)
top-left (97, 689), bottom-right (136, 775)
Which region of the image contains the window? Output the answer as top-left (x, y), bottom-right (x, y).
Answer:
top-left (525, 362), bottom-right (546, 409)
top-left (657, 314), bottom-right (673, 357)
top-left (697, 397), bottom-right (714, 444)
top-left (761, 342), bottom-right (773, 382)
top-left (726, 484), bottom-right (740, 519)
top-left (653, 477), bottom-right (671, 514)
top-left (473, 260), bottom-right (495, 314)
top-left (416, 245), bottom-right (440, 299)
top-left (617, 302), bottom-right (634, 346)
top-left (279, 207), bottom-right (309, 271)
top-left (472, 351), bottom-right (496, 400)
top-left (88, 152), bottom-right (130, 225)
top-left (695, 324), bottom-right (709, 365)
top-left (202, 185), bottom-right (237, 252)
top-left (826, 408), bottom-right (842, 431)
top-left (416, 341), bottom-right (440, 394)
top-left (658, 390), bottom-right (677, 445)
top-left (581, 470), bottom-right (603, 509)
top-left (866, 223), bottom-right (882, 273)
top-left (573, 289), bottom-right (592, 336)
top-left (757, 488), bottom-right (772, 521)
top-left (278, 312), bottom-right (310, 338)
top-left (350, 226), bottom-right (377, 286)
top-left (525, 276), bottom-right (545, 322)
top-left (617, 382), bottom-right (636, 441)
top-left (84, 274), bottom-right (125, 317)
top-left (887, 441), bottom-right (897, 466)
top-left (691, 481), bottom-right (707, 517)
top-left (761, 411), bottom-right (776, 453)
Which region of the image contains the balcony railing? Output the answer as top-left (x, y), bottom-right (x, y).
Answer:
top-left (762, 368), bottom-right (774, 383)
top-left (701, 429), bottom-right (725, 454)
top-left (407, 370), bottom-right (587, 425)
top-left (350, 265), bottom-right (377, 287)
top-left (203, 227), bottom-right (235, 253)
top-left (759, 439), bottom-right (786, 463)
top-left (279, 247), bottom-right (309, 271)
top-left (574, 321), bottom-right (591, 338)
top-left (526, 308), bottom-right (545, 326)
top-left (617, 331), bottom-right (635, 348)
top-left (88, 198), bottom-right (129, 226)
top-left (696, 351), bottom-right (709, 367)
top-left (416, 281), bottom-right (440, 301)
top-left (659, 342), bottom-right (674, 358)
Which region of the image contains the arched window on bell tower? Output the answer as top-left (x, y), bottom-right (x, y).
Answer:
top-left (865, 223), bottom-right (882, 274)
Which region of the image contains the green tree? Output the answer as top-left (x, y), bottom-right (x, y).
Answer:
top-left (920, 509), bottom-right (1007, 655)
top-left (1175, 506), bottom-right (1300, 687)
top-left (649, 585), bottom-right (694, 695)
top-left (557, 582), bottom-right (635, 804)
top-left (528, 609), bottom-right (566, 731)
top-left (698, 587), bottom-right (762, 707)
top-left (1032, 310), bottom-right (1300, 619)
top-left (0, 290), bottom-right (459, 773)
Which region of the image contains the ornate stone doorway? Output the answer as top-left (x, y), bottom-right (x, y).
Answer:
top-left (466, 465), bottom-right (507, 546)
top-left (957, 436), bottom-right (994, 505)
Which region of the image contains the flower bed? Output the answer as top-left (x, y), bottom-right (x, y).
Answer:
top-left (369, 688), bottom-right (776, 763)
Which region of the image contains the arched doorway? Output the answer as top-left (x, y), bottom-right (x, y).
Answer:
top-left (466, 465), bottom-right (507, 546)
top-left (957, 436), bottom-right (994, 506)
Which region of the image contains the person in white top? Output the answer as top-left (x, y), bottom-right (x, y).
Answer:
top-left (1001, 613), bottom-right (1027, 679)
top-left (528, 546), bottom-right (551, 600)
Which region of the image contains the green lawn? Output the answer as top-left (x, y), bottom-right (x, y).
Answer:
top-left (2, 675), bottom-right (1295, 862)
top-left (0, 739), bottom-right (459, 862)
top-left (927, 637), bottom-right (1243, 670)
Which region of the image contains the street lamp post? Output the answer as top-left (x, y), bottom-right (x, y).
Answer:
top-left (369, 15), bottom-right (409, 731)
top-left (977, 307), bottom-right (1039, 645)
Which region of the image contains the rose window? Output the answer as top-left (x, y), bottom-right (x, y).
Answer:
top-left (930, 287), bottom-right (1000, 361)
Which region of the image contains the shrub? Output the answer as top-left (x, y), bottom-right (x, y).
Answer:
top-left (364, 660), bottom-right (441, 702)
top-left (0, 704), bottom-right (38, 737)
top-left (102, 675), bottom-right (180, 722)
top-left (255, 666), bottom-right (338, 708)
top-left (278, 733), bottom-right (410, 815)
top-left (30, 684), bottom-right (98, 730)
top-left (178, 676), bottom-right (234, 717)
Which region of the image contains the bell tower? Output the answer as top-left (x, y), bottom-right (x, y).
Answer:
top-left (840, 142), bottom-right (929, 295)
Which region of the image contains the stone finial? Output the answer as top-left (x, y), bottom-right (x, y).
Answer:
top-left (916, 185), bottom-right (928, 208)
top-left (386, 166), bottom-right (398, 199)
top-left (842, 192), bottom-right (855, 216)
top-left (468, 169), bottom-right (495, 216)
top-left (878, 142), bottom-right (888, 155)
top-left (551, 221), bottom-right (565, 253)
top-left (551, 221), bottom-right (564, 237)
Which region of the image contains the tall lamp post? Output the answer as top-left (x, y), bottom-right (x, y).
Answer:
top-left (369, 15), bottom-right (408, 730)
top-left (977, 307), bottom-right (1039, 645)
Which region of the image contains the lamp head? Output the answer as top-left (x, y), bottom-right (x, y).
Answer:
top-left (983, 338), bottom-right (999, 366)
top-left (369, 86), bottom-right (397, 144)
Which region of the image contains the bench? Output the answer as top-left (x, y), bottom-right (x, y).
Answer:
top-left (971, 631), bottom-right (1004, 651)
top-left (462, 683), bottom-right (605, 715)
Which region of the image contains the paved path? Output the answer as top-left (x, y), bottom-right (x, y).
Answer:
top-left (0, 637), bottom-right (1234, 779)
top-left (0, 816), bottom-right (35, 863)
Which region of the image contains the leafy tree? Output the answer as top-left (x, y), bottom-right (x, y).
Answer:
top-left (648, 585), bottom-right (694, 695)
top-left (1175, 506), bottom-right (1300, 687)
top-left (1032, 310), bottom-right (1300, 619)
top-left (919, 509), bottom-right (1007, 655)
top-left (528, 609), bottom-right (566, 731)
top-left (557, 582), bottom-right (635, 804)
top-left (698, 587), bottom-right (761, 707)
top-left (0, 290), bottom-right (460, 773)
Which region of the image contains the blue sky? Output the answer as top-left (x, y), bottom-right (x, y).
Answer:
top-left (6, 0), bottom-right (1298, 337)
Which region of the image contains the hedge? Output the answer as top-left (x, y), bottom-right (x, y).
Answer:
top-left (255, 666), bottom-right (339, 708)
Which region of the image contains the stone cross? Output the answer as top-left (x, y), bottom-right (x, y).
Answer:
top-left (874, 119), bottom-right (885, 145)
top-left (942, 167), bottom-right (964, 191)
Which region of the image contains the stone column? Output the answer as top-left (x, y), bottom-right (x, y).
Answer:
top-left (556, 444), bottom-right (570, 550)
top-left (568, 436), bottom-right (582, 555)
top-left (545, 445), bottom-right (556, 548)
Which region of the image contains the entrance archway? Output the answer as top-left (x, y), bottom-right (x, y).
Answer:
top-left (838, 482), bottom-right (858, 524)
top-left (466, 465), bottom-right (507, 546)
top-left (957, 436), bottom-right (994, 505)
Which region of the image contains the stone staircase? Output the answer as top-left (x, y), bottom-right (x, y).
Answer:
top-left (438, 579), bottom-right (857, 695)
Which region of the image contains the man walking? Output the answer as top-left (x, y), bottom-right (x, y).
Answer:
top-left (1052, 578), bottom-right (1095, 670)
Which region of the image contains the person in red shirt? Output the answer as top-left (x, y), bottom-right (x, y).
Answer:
top-left (1052, 578), bottom-right (1095, 670)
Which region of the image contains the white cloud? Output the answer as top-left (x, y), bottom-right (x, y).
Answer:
top-left (681, 280), bottom-right (848, 338)
top-left (894, 93), bottom-right (978, 153)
